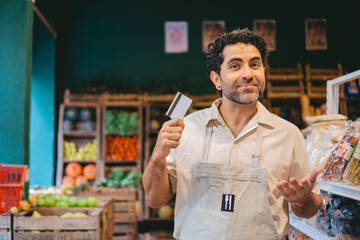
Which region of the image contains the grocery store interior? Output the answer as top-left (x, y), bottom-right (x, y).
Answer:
top-left (1, 0), bottom-right (360, 239)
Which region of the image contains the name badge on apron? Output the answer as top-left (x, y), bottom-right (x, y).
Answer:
top-left (221, 194), bottom-right (235, 212)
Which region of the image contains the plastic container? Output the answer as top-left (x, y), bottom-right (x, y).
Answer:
top-left (0, 164), bottom-right (27, 213)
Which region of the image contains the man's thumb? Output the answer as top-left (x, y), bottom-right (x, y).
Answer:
top-left (308, 167), bottom-right (322, 182)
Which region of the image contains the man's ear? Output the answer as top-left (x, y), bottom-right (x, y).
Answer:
top-left (210, 71), bottom-right (221, 90)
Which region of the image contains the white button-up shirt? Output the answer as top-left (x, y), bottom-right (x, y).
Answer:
top-left (166, 99), bottom-right (320, 239)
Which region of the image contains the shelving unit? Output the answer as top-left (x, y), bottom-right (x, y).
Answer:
top-left (101, 93), bottom-right (143, 239)
top-left (265, 63), bottom-right (304, 99)
top-left (263, 64), bottom-right (306, 128)
top-left (290, 181), bottom-right (360, 239)
top-left (101, 93), bottom-right (143, 174)
top-left (56, 90), bottom-right (102, 186)
top-left (318, 180), bottom-right (360, 201)
top-left (290, 215), bottom-right (336, 240)
top-left (305, 64), bottom-right (347, 116)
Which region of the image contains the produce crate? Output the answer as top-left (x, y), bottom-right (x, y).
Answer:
top-left (0, 213), bottom-right (11, 240)
top-left (265, 63), bottom-right (305, 99)
top-left (0, 164), bottom-right (27, 213)
top-left (33, 196), bottom-right (114, 240)
top-left (82, 187), bottom-right (138, 240)
top-left (13, 208), bottom-right (103, 240)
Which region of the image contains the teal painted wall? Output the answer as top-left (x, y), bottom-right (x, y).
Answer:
top-left (55, 0), bottom-right (360, 97)
top-left (0, 0), bottom-right (33, 167)
top-left (30, 0), bottom-right (55, 186)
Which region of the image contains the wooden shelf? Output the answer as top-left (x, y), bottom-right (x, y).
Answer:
top-left (63, 160), bottom-right (97, 164)
top-left (319, 180), bottom-right (360, 201)
top-left (105, 161), bottom-right (138, 166)
top-left (63, 131), bottom-right (97, 137)
top-left (56, 98), bottom-right (102, 186)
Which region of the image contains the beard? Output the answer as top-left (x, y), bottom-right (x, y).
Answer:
top-left (220, 78), bottom-right (265, 104)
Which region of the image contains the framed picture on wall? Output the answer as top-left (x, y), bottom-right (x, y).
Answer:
top-left (202, 21), bottom-right (225, 51)
top-left (305, 19), bottom-right (327, 50)
top-left (165, 21), bottom-right (188, 53)
top-left (253, 19), bottom-right (276, 51)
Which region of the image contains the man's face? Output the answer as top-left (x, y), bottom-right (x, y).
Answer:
top-left (212, 43), bottom-right (265, 104)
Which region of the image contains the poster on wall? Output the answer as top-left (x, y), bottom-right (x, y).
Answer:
top-left (253, 19), bottom-right (276, 51)
top-left (305, 19), bottom-right (327, 50)
top-left (165, 21), bottom-right (188, 53)
top-left (202, 21), bottom-right (225, 51)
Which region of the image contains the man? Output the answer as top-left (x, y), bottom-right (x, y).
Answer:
top-left (142, 28), bottom-right (322, 240)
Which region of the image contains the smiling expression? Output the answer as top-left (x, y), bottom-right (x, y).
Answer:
top-left (211, 43), bottom-right (266, 104)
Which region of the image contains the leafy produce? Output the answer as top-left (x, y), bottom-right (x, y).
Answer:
top-left (106, 135), bottom-right (138, 160)
top-left (65, 163), bottom-right (83, 178)
top-left (105, 110), bottom-right (139, 135)
top-left (97, 169), bottom-right (142, 188)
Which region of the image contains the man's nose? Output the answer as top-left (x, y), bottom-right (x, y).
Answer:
top-left (241, 65), bottom-right (254, 81)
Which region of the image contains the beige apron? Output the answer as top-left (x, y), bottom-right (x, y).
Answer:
top-left (179, 124), bottom-right (280, 240)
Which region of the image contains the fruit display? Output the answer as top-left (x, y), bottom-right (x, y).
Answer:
top-left (98, 169), bottom-right (142, 188)
top-left (106, 135), bottom-right (138, 161)
top-left (105, 110), bottom-right (139, 135)
top-left (63, 139), bottom-right (97, 161)
top-left (83, 164), bottom-right (96, 180)
top-left (62, 163), bottom-right (96, 187)
top-left (65, 162), bottom-right (82, 178)
top-left (35, 194), bottom-right (99, 208)
top-left (63, 107), bottom-right (95, 131)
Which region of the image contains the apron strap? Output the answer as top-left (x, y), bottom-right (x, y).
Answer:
top-left (201, 124), bottom-right (213, 163)
top-left (251, 124), bottom-right (263, 168)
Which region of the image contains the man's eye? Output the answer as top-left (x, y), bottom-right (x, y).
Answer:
top-left (230, 64), bottom-right (239, 69)
top-left (251, 62), bottom-right (261, 68)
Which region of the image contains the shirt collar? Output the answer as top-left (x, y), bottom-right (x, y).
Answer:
top-left (204, 98), bottom-right (276, 129)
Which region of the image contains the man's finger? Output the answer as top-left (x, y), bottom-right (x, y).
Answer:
top-left (289, 178), bottom-right (304, 192)
top-left (281, 181), bottom-right (296, 193)
top-left (166, 118), bottom-right (185, 128)
top-left (307, 167), bottom-right (322, 183)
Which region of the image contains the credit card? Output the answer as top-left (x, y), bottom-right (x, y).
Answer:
top-left (166, 92), bottom-right (193, 119)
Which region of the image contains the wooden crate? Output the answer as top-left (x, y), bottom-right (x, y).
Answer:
top-left (265, 63), bottom-right (305, 99)
top-left (305, 63), bottom-right (343, 98)
top-left (33, 196), bottom-right (114, 240)
top-left (13, 208), bottom-right (102, 240)
top-left (0, 213), bottom-right (11, 240)
top-left (56, 102), bottom-right (102, 186)
top-left (81, 187), bottom-right (138, 239)
top-left (63, 89), bottom-right (103, 107)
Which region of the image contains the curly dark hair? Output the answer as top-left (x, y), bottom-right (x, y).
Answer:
top-left (204, 28), bottom-right (269, 75)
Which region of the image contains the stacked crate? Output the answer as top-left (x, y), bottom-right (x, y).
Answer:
top-left (13, 208), bottom-right (103, 239)
top-left (265, 63), bottom-right (304, 99)
top-left (305, 63), bottom-right (343, 98)
top-left (0, 213), bottom-right (11, 240)
top-left (83, 187), bottom-right (138, 240)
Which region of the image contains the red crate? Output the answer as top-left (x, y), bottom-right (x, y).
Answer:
top-left (0, 164), bottom-right (27, 213)
top-left (0, 184), bottom-right (23, 213)
top-left (0, 164), bottom-right (27, 184)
